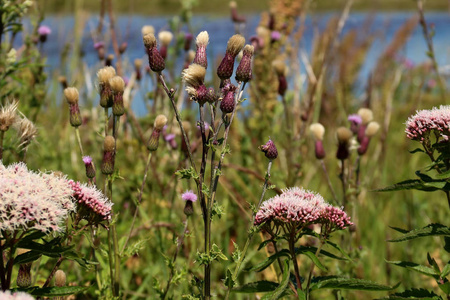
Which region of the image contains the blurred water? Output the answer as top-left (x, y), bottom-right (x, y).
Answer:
top-left (32, 12), bottom-right (450, 114)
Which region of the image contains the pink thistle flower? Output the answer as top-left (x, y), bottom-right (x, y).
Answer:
top-left (82, 156), bottom-right (93, 164)
top-left (405, 105), bottom-right (450, 142)
top-left (37, 25), bottom-right (51, 36)
top-left (182, 190), bottom-right (197, 202)
top-left (94, 41), bottom-right (105, 50)
top-left (348, 114), bottom-right (362, 125)
top-left (68, 180), bottom-right (113, 222)
top-left (0, 162), bottom-right (75, 233)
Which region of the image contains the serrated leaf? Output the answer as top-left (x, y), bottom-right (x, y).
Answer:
top-left (310, 276), bottom-right (397, 291)
top-left (427, 253), bottom-right (441, 274)
top-left (374, 179), bottom-right (441, 192)
top-left (224, 269), bottom-right (235, 288)
top-left (246, 249), bottom-right (290, 272)
top-left (388, 224), bottom-right (450, 242)
top-left (389, 226), bottom-right (410, 234)
top-left (15, 286), bottom-right (89, 296)
top-left (377, 288), bottom-right (442, 299)
top-left (261, 260), bottom-right (291, 300)
top-left (438, 280), bottom-right (450, 294)
top-left (441, 262), bottom-right (450, 277)
top-left (13, 251), bottom-right (42, 265)
top-left (386, 260), bottom-right (439, 277)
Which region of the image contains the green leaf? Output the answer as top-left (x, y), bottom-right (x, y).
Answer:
top-left (438, 280), bottom-right (450, 294)
top-left (409, 148), bottom-right (425, 154)
top-left (389, 226), bottom-right (410, 234)
top-left (232, 281), bottom-right (279, 293)
top-left (261, 260), bottom-right (291, 300)
top-left (441, 261), bottom-right (450, 277)
top-left (427, 253), bottom-right (441, 274)
top-left (377, 288), bottom-right (443, 299)
top-left (64, 250), bottom-right (98, 269)
top-left (386, 260), bottom-right (439, 277)
top-left (224, 269), bottom-right (235, 289)
top-left (310, 276), bottom-right (397, 291)
top-left (297, 248), bottom-right (327, 272)
top-left (297, 246), bottom-right (347, 261)
top-left (13, 251), bottom-right (42, 265)
top-left (246, 249), bottom-right (290, 272)
top-left (325, 241), bottom-right (352, 261)
top-left (388, 224), bottom-right (450, 242)
top-left (258, 238), bottom-right (275, 251)
top-left (175, 167), bottom-right (199, 180)
top-left (374, 179), bottom-right (442, 192)
top-left (16, 240), bottom-right (74, 258)
top-left (15, 286), bottom-right (89, 296)
top-left (444, 237), bottom-right (450, 253)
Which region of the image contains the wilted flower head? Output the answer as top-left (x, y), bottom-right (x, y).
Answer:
top-left (54, 270), bottom-right (66, 287)
top-left (69, 180), bottom-right (113, 222)
top-left (148, 115), bottom-right (168, 151)
top-left (0, 162), bottom-right (75, 233)
top-left (182, 64), bottom-right (207, 104)
top-left (97, 66), bottom-right (116, 108)
top-left (217, 34), bottom-right (245, 80)
top-left (255, 187), bottom-right (352, 233)
top-left (141, 25), bottom-right (155, 37)
top-left (143, 33), bottom-right (165, 73)
top-left (194, 31), bottom-right (209, 68)
top-left (405, 105), bottom-right (450, 142)
top-left (0, 100), bottom-right (19, 132)
top-left (14, 116), bottom-right (38, 150)
top-left (357, 108), bottom-right (373, 125)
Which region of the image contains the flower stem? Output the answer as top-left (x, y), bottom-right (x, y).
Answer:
top-left (0, 130), bottom-right (4, 160)
top-left (288, 227), bottom-right (302, 291)
top-left (75, 127), bottom-right (84, 157)
top-left (305, 240), bottom-right (325, 300)
top-left (320, 160), bottom-right (339, 205)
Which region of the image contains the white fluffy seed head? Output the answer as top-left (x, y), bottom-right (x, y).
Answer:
top-left (365, 121), bottom-right (380, 137)
top-left (226, 34), bottom-right (246, 56)
top-left (309, 123), bottom-right (325, 141)
top-left (336, 127), bottom-right (353, 142)
top-left (358, 108), bottom-right (373, 125)
top-left (158, 31), bottom-right (173, 46)
top-left (97, 66), bottom-right (116, 84)
top-left (154, 115), bottom-right (168, 130)
top-left (182, 64), bottom-right (206, 88)
top-left (104, 136), bottom-right (115, 152)
top-left (109, 76), bottom-right (125, 92)
top-left (196, 31), bottom-right (209, 47)
top-left (64, 87), bottom-right (79, 104)
top-left (141, 25), bottom-right (155, 37)
top-left (143, 33), bottom-right (157, 48)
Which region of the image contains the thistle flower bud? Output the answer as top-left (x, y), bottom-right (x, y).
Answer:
top-left (134, 59), bottom-right (143, 81)
top-left (101, 136), bottom-right (116, 175)
top-left (143, 33), bottom-right (165, 73)
top-left (357, 108), bottom-right (373, 142)
top-left (310, 123), bottom-right (326, 159)
top-left (193, 31), bottom-right (209, 68)
top-left (259, 139), bottom-right (278, 160)
top-left (272, 60), bottom-right (288, 96)
top-left (64, 87), bottom-right (82, 127)
top-left (336, 127), bottom-right (352, 160)
top-left (83, 156), bottom-right (96, 179)
top-left (97, 66), bottom-right (116, 108)
top-left (94, 41), bottom-right (105, 60)
top-left (141, 25), bottom-right (155, 37)
top-left (217, 34), bottom-right (245, 80)
top-left (235, 45), bottom-right (254, 82)
top-left (184, 32), bottom-right (193, 51)
top-left (220, 88), bottom-right (236, 114)
top-left (37, 25), bottom-right (51, 43)
top-left (357, 122), bottom-right (380, 155)
top-left (158, 31), bottom-right (173, 60)
top-left (182, 190), bottom-right (197, 216)
top-left (0, 101), bottom-right (18, 132)
top-left (54, 270), bottom-right (66, 287)
top-left (119, 42), bottom-right (128, 54)
top-left (147, 115), bottom-right (168, 151)
top-left (206, 87), bottom-right (217, 104)
top-left (16, 249), bottom-right (32, 288)
top-left (109, 76), bottom-right (125, 116)
top-left (348, 114), bottom-right (362, 134)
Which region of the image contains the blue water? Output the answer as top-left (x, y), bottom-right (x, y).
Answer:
top-left (30, 12), bottom-right (450, 114)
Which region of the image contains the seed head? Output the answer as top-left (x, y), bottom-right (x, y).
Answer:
top-left (141, 25), bottom-right (155, 37)
top-left (54, 270), bottom-right (66, 287)
top-left (272, 60), bottom-right (287, 77)
top-left (358, 108), bottom-right (373, 125)
top-left (226, 34), bottom-right (245, 57)
top-left (365, 121), bottom-right (380, 137)
top-left (143, 33), bottom-right (165, 73)
top-left (64, 87), bottom-right (79, 105)
top-left (104, 136), bottom-right (115, 152)
top-left (194, 31), bottom-right (209, 68)
top-left (309, 123), bottom-right (325, 141)
top-left (217, 34), bottom-right (245, 80)
top-left (143, 33), bottom-right (157, 49)
top-left (182, 64), bottom-right (206, 88)
top-left (109, 76), bottom-right (125, 92)
top-left (158, 31), bottom-right (173, 46)
top-left (336, 127), bottom-right (352, 160)
top-left (0, 101), bottom-right (18, 132)
top-left (102, 136), bottom-right (116, 175)
top-left (186, 50), bottom-right (195, 63)
top-left (196, 31), bottom-right (209, 47)
top-left (97, 66), bottom-right (116, 84)
top-left (154, 114), bottom-right (168, 130)
top-left (15, 117), bottom-right (37, 149)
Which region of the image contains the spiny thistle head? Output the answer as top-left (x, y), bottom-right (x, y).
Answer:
top-left (97, 66), bottom-right (116, 84)
top-left (226, 34), bottom-right (245, 57)
top-left (82, 155), bottom-right (96, 179)
top-left (194, 31), bottom-right (209, 68)
top-left (154, 114), bottom-right (168, 131)
top-left (64, 87), bottom-right (79, 105)
top-left (365, 121), bottom-right (380, 137)
top-left (141, 25), bottom-right (155, 37)
top-left (309, 123), bottom-right (325, 141)
top-left (358, 108), bottom-right (373, 125)
top-left (235, 44), bottom-right (254, 82)
top-left (158, 31), bottom-right (173, 46)
top-left (0, 101), bottom-right (19, 132)
top-left (15, 117), bottom-right (37, 150)
top-left (54, 270), bottom-right (66, 287)
top-left (259, 139), bottom-right (278, 160)
top-left (109, 76), bottom-right (125, 92)
top-left (220, 88), bottom-right (236, 114)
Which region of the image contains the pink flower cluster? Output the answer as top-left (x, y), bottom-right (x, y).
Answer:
top-left (0, 162), bottom-right (75, 233)
top-left (405, 105), bottom-right (450, 142)
top-left (254, 187), bottom-right (352, 231)
top-left (0, 290), bottom-right (35, 300)
top-left (68, 180), bottom-right (113, 221)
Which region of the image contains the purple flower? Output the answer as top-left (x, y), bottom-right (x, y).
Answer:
top-left (182, 190), bottom-right (197, 202)
top-left (94, 41), bottom-right (105, 50)
top-left (82, 155), bottom-right (93, 165)
top-left (348, 114), bottom-right (362, 125)
top-left (270, 31), bottom-right (281, 41)
top-left (165, 133), bottom-right (176, 141)
top-left (38, 25), bottom-right (51, 36)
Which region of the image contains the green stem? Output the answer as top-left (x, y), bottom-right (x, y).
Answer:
top-left (75, 127), bottom-right (84, 157)
top-left (288, 226), bottom-right (302, 291)
top-left (0, 130), bottom-right (4, 160)
top-left (320, 160), bottom-right (339, 205)
top-left (107, 226), bottom-right (116, 296)
top-left (104, 107), bottom-right (109, 136)
top-left (305, 241), bottom-right (325, 300)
